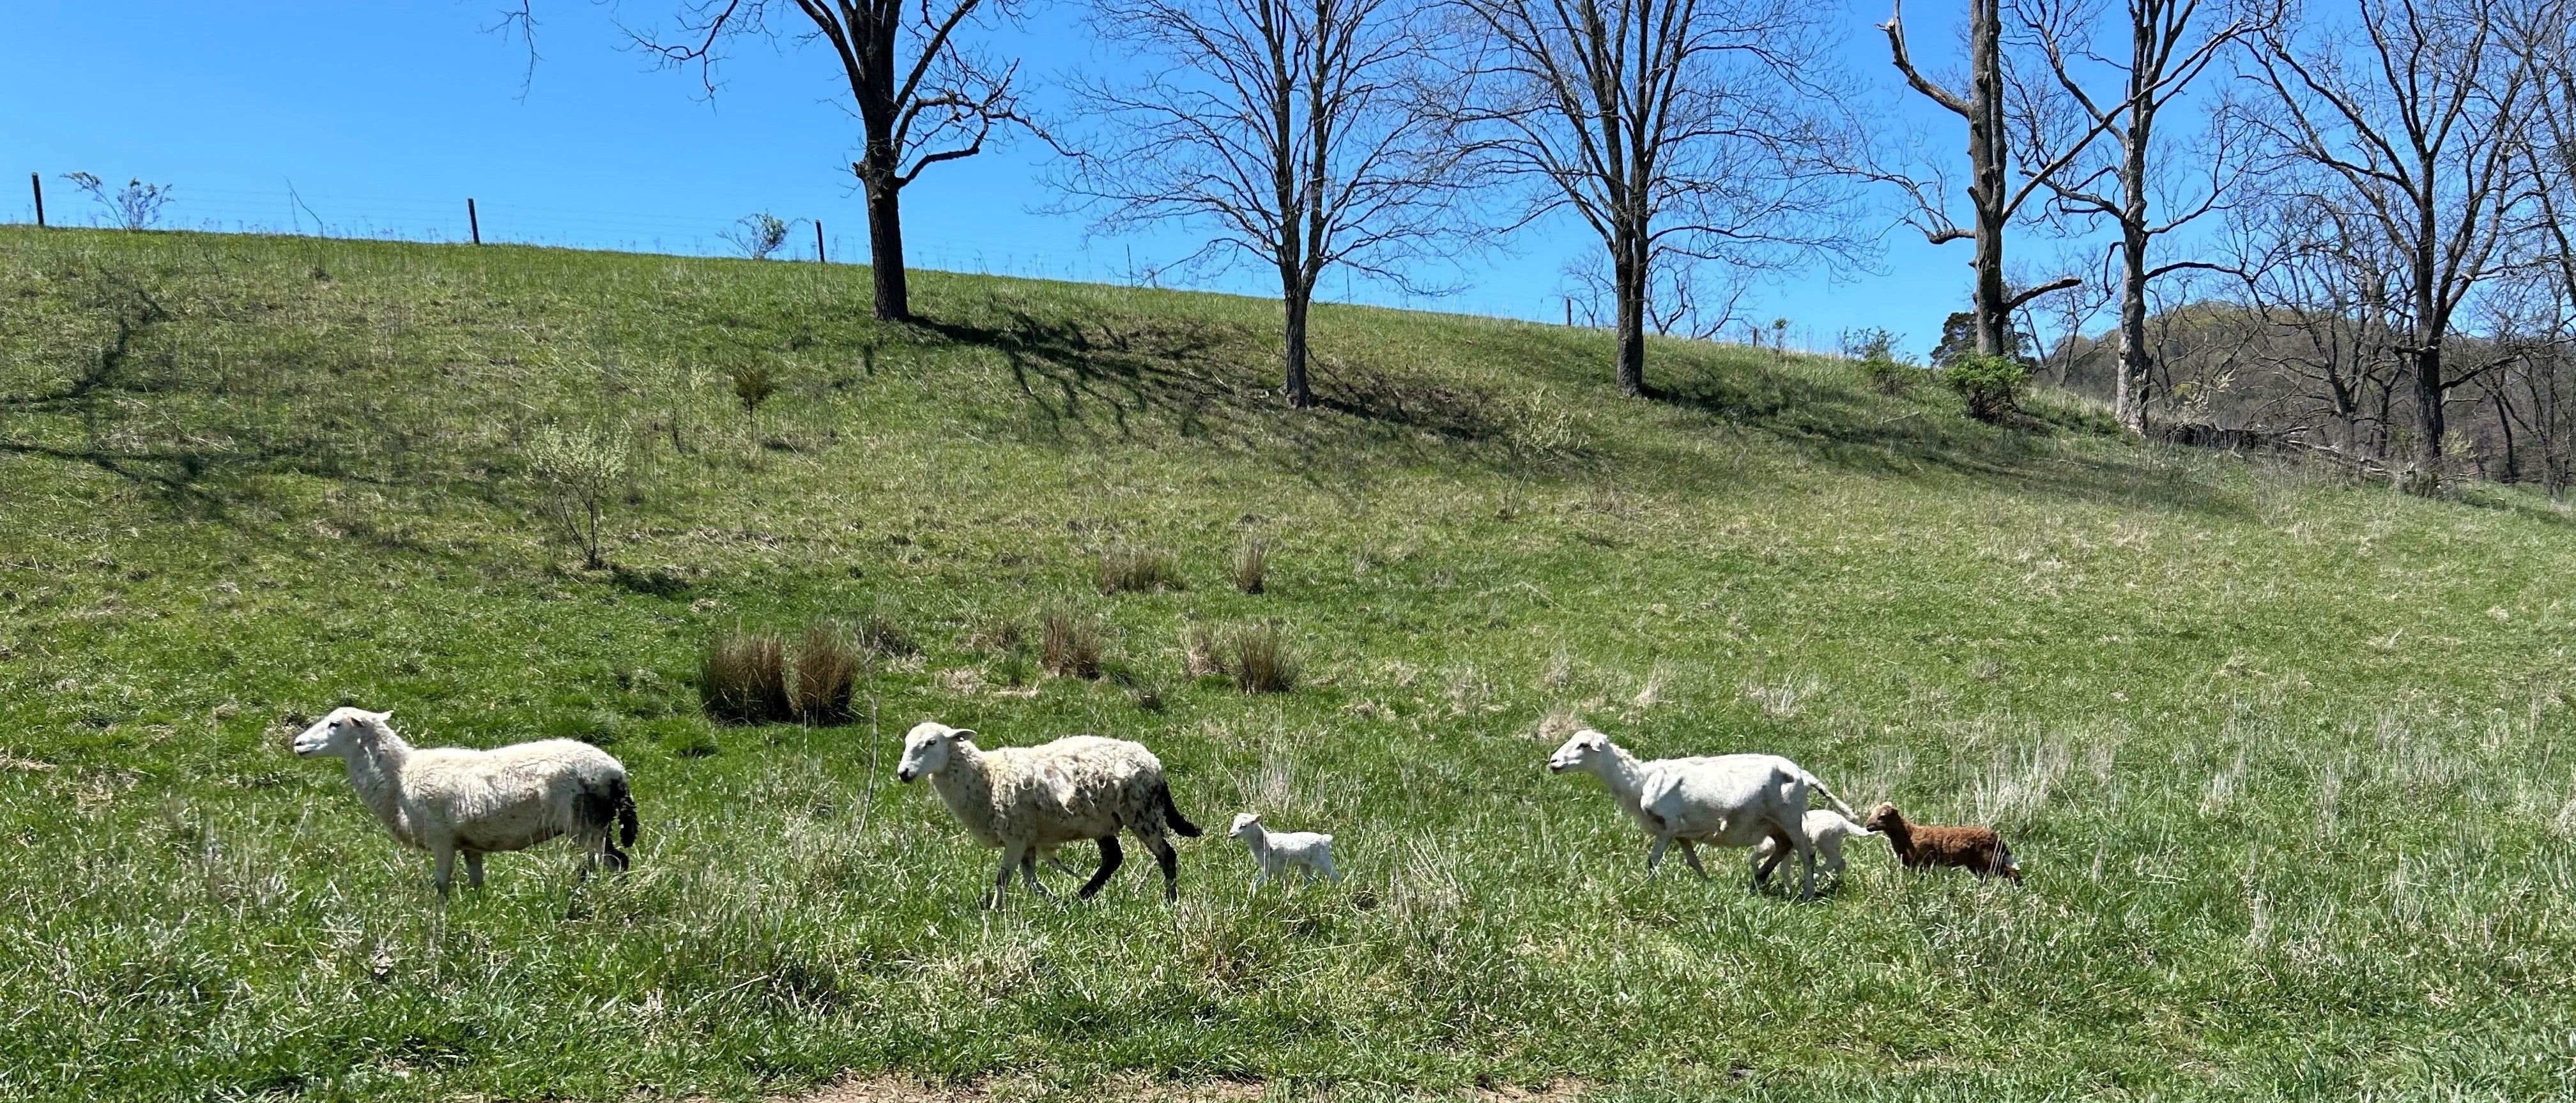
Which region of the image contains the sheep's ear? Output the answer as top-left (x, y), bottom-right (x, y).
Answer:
top-left (949, 728), bottom-right (976, 742)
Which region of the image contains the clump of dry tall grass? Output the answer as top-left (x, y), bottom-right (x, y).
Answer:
top-left (792, 624), bottom-right (860, 726)
top-left (1096, 545), bottom-right (1184, 595)
top-left (701, 631), bottom-right (789, 724)
top-left (1232, 539), bottom-right (1268, 594)
top-left (1226, 623), bottom-right (1298, 694)
top-left (1041, 605), bottom-right (1107, 679)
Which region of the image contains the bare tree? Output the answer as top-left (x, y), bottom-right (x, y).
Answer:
top-left (1061, 0), bottom-right (1468, 407)
top-left (2006, 0), bottom-right (2259, 434)
top-left (1878, 0), bottom-right (2111, 361)
top-left (1446, 0), bottom-right (1865, 397)
top-left (512, 0), bottom-right (1043, 322)
top-left (2504, 0), bottom-right (2576, 494)
top-left (2217, 188), bottom-right (2410, 460)
top-left (2244, 0), bottom-right (2539, 492)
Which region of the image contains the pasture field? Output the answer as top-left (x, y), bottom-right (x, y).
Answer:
top-left (1, 227), bottom-right (2572, 1101)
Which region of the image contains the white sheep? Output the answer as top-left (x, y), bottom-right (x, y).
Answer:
top-left (1546, 727), bottom-right (1854, 901)
top-left (894, 720), bottom-right (1203, 905)
top-left (1227, 812), bottom-right (1340, 888)
top-left (291, 706), bottom-right (637, 896)
top-left (1750, 808), bottom-right (1876, 878)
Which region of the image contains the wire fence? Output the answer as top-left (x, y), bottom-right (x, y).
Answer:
top-left (9, 172), bottom-right (1585, 326)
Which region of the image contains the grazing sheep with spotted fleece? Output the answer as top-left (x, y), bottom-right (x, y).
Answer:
top-left (1547, 727), bottom-right (1854, 901)
top-left (1863, 802), bottom-right (2021, 880)
top-left (291, 706), bottom-right (636, 896)
top-left (895, 720), bottom-right (1202, 905)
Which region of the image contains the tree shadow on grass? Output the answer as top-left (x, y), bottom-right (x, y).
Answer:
top-left (1653, 359), bottom-right (2254, 521)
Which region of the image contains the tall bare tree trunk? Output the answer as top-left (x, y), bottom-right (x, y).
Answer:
top-left (1966, 0), bottom-right (2010, 357)
top-left (863, 174), bottom-right (911, 323)
top-left (1282, 277), bottom-right (1315, 407)
top-left (1613, 232), bottom-right (1648, 395)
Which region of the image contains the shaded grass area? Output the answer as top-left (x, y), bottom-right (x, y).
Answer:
top-left (1, 228), bottom-right (2573, 1101)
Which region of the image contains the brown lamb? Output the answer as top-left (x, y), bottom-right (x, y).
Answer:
top-left (1862, 802), bottom-right (2021, 880)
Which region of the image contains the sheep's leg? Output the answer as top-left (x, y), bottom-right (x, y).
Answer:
top-left (1142, 835), bottom-right (1180, 903)
top-left (1016, 851), bottom-right (1051, 896)
top-left (1645, 835), bottom-right (1671, 877)
top-left (1752, 830), bottom-right (1792, 889)
top-left (1077, 836), bottom-right (1125, 899)
top-left (986, 848), bottom-right (1022, 909)
top-left (1321, 855), bottom-right (1340, 883)
top-left (1798, 839), bottom-right (1818, 902)
top-left (463, 850), bottom-right (486, 889)
top-left (1677, 840), bottom-right (1711, 880)
top-left (432, 844), bottom-right (457, 899)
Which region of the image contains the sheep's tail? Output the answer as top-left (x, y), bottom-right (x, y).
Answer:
top-left (614, 779), bottom-right (640, 849)
top-left (1154, 779), bottom-right (1203, 838)
top-left (1802, 771), bottom-right (1857, 819)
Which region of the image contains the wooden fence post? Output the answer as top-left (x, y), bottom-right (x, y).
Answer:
top-left (467, 198), bottom-right (480, 245)
top-left (30, 173), bottom-right (43, 228)
top-left (815, 220), bottom-right (825, 263)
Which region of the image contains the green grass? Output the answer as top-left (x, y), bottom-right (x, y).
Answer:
top-left (2, 227), bottom-right (2573, 1102)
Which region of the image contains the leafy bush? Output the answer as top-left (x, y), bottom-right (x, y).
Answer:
top-left (1842, 328), bottom-right (1919, 395)
top-left (722, 212), bottom-right (792, 261)
top-left (1945, 353), bottom-right (2030, 422)
top-left (1097, 545), bottom-right (1184, 595)
top-left (1040, 605), bottom-right (1107, 679)
top-left (1232, 539), bottom-right (1268, 595)
top-left (526, 422), bottom-right (631, 570)
top-left (792, 624), bottom-right (859, 726)
top-left (700, 631), bottom-right (790, 724)
top-left (1225, 623), bottom-right (1298, 694)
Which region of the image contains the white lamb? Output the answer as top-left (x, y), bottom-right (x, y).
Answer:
top-left (1546, 727), bottom-right (1855, 901)
top-left (291, 706), bottom-right (637, 896)
top-left (894, 720), bottom-right (1203, 905)
top-left (1227, 812), bottom-right (1340, 888)
top-left (1751, 808), bottom-right (1876, 878)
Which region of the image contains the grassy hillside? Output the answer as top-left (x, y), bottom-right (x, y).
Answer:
top-left (1, 227), bottom-right (2571, 1102)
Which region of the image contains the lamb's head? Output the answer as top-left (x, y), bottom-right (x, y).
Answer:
top-left (1227, 812), bottom-right (1263, 841)
top-left (1862, 802), bottom-right (1904, 834)
top-left (1546, 728), bottom-right (1613, 773)
top-left (291, 706), bottom-right (392, 759)
top-left (895, 721), bottom-right (977, 782)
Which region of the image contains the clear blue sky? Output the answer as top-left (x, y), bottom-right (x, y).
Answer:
top-left (4, 0), bottom-right (2012, 358)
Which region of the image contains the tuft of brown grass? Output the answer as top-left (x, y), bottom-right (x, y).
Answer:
top-left (1226, 623), bottom-right (1298, 694)
top-left (1041, 605), bottom-right (1107, 679)
top-left (792, 624), bottom-right (861, 726)
top-left (700, 631), bottom-right (790, 724)
top-left (1096, 545), bottom-right (1185, 595)
top-left (1182, 625), bottom-right (1224, 678)
top-left (1232, 538), bottom-right (1268, 594)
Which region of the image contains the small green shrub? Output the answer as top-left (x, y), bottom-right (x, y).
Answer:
top-left (1945, 353), bottom-right (2030, 422)
top-left (1041, 606), bottom-right (1107, 679)
top-left (666, 727), bottom-right (720, 758)
top-left (700, 631), bottom-right (790, 724)
top-left (1097, 545), bottom-right (1184, 595)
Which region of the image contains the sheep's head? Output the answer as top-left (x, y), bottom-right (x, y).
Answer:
top-left (1227, 812), bottom-right (1261, 839)
top-left (1862, 802), bottom-right (1903, 833)
top-left (1546, 729), bottom-right (1611, 773)
top-left (291, 706), bottom-right (392, 758)
top-left (895, 721), bottom-right (975, 782)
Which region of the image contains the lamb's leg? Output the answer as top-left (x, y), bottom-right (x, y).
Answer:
top-left (463, 850), bottom-right (485, 888)
top-left (432, 844), bottom-right (457, 899)
top-left (1019, 851), bottom-right (1053, 898)
top-left (1077, 836), bottom-right (1125, 899)
top-left (1818, 834), bottom-right (1844, 876)
top-left (1321, 855), bottom-right (1340, 883)
top-left (1678, 839), bottom-right (1711, 881)
top-left (1797, 838), bottom-right (1818, 902)
top-left (1645, 835), bottom-right (1671, 877)
top-left (1142, 835), bottom-right (1180, 903)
